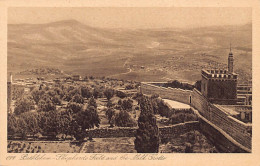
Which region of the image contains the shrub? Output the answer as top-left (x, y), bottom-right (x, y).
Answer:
top-left (104, 88), bottom-right (115, 100)
top-left (116, 90), bottom-right (127, 98)
top-left (114, 110), bottom-right (136, 127)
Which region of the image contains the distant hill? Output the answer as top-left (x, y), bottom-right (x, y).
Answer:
top-left (8, 20), bottom-right (252, 83)
top-left (18, 67), bottom-right (63, 75)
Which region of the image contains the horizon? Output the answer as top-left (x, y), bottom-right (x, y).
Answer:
top-left (8, 7), bottom-right (251, 29)
top-left (7, 18), bottom-right (252, 30)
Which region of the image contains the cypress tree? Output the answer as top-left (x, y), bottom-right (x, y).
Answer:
top-left (134, 96), bottom-right (160, 153)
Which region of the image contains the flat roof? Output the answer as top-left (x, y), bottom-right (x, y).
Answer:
top-left (162, 99), bottom-right (190, 109)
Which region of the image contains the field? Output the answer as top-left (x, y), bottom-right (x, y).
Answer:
top-left (8, 20), bottom-right (252, 84)
top-left (7, 141), bottom-right (81, 153)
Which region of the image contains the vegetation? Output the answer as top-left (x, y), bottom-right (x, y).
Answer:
top-left (168, 112), bottom-right (198, 125)
top-left (104, 88), bottom-right (115, 100)
top-left (162, 80), bottom-right (194, 90)
top-left (135, 96), bottom-right (160, 153)
top-left (119, 98), bottom-right (133, 111)
top-left (14, 96), bottom-right (35, 115)
top-left (114, 110), bottom-right (136, 127)
top-left (105, 108), bottom-right (116, 127)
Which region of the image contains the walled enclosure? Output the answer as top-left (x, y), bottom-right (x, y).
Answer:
top-left (140, 82), bottom-right (252, 152)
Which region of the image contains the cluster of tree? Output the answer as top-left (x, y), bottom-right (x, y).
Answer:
top-left (8, 97), bottom-right (100, 141)
top-left (105, 108), bottom-right (136, 128)
top-left (168, 112), bottom-right (198, 125)
top-left (19, 67), bottom-right (62, 75)
top-left (118, 98), bottom-right (133, 111)
top-left (162, 80), bottom-right (194, 90)
top-left (31, 87), bottom-right (64, 113)
top-left (150, 97), bottom-right (171, 117)
top-left (14, 96), bottom-right (35, 115)
top-left (12, 85), bottom-right (25, 100)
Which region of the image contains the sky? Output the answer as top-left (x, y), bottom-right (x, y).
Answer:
top-left (8, 7), bottom-right (251, 29)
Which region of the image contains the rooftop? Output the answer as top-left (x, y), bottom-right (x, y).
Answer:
top-left (202, 69), bottom-right (238, 79)
top-left (162, 99), bottom-right (190, 109)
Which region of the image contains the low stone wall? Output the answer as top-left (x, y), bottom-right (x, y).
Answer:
top-left (141, 82), bottom-right (192, 104)
top-left (85, 121), bottom-right (199, 139)
top-left (85, 127), bottom-right (137, 138)
top-left (159, 121), bottom-right (199, 139)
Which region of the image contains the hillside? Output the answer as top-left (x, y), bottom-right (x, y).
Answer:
top-left (8, 20), bottom-right (252, 83)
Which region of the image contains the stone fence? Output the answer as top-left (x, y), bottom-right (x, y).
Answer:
top-left (140, 82), bottom-right (192, 104)
top-left (191, 89), bottom-right (252, 150)
top-left (85, 121), bottom-right (199, 138)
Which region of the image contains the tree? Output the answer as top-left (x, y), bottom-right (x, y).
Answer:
top-left (31, 89), bottom-right (45, 104)
top-left (53, 87), bottom-right (64, 98)
top-left (20, 112), bottom-right (40, 139)
top-left (134, 96), bottom-right (160, 153)
top-left (93, 87), bottom-right (102, 99)
top-left (40, 111), bottom-right (59, 138)
top-left (120, 98), bottom-right (133, 111)
top-left (67, 102), bottom-right (83, 114)
top-left (81, 86), bottom-right (92, 98)
top-left (71, 94), bottom-right (84, 104)
top-left (63, 87), bottom-right (81, 102)
top-left (104, 88), bottom-right (114, 100)
top-left (52, 95), bottom-right (62, 105)
top-left (75, 106), bottom-right (100, 140)
top-left (47, 90), bottom-right (57, 97)
top-left (114, 110), bottom-right (136, 127)
top-left (16, 117), bottom-right (29, 139)
top-left (38, 98), bottom-right (56, 112)
top-left (8, 113), bottom-right (18, 138)
top-left (105, 108), bottom-right (115, 127)
top-left (116, 90), bottom-right (127, 98)
top-left (88, 97), bottom-right (97, 108)
top-left (14, 96), bottom-right (35, 115)
top-left (57, 111), bottom-right (73, 140)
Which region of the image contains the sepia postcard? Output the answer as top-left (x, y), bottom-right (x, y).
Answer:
top-left (0, 0), bottom-right (260, 166)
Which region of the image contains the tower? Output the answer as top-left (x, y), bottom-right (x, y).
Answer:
top-left (200, 44), bottom-right (238, 105)
top-left (228, 43), bottom-right (234, 73)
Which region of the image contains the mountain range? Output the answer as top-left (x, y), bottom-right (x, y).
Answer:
top-left (8, 19), bottom-right (252, 83)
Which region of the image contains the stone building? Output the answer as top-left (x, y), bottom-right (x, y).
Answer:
top-left (201, 46), bottom-right (238, 105)
top-left (237, 83), bottom-right (252, 105)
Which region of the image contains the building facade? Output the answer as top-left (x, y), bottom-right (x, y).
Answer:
top-left (201, 47), bottom-right (238, 105)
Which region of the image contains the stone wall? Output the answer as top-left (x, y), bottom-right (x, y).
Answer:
top-left (191, 88), bottom-right (210, 119)
top-left (141, 82), bottom-right (252, 151)
top-left (159, 121), bottom-right (199, 139)
top-left (198, 115), bottom-right (250, 153)
top-left (141, 82), bottom-right (192, 104)
top-left (191, 89), bottom-right (252, 150)
top-left (85, 121), bottom-right (199, 139)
